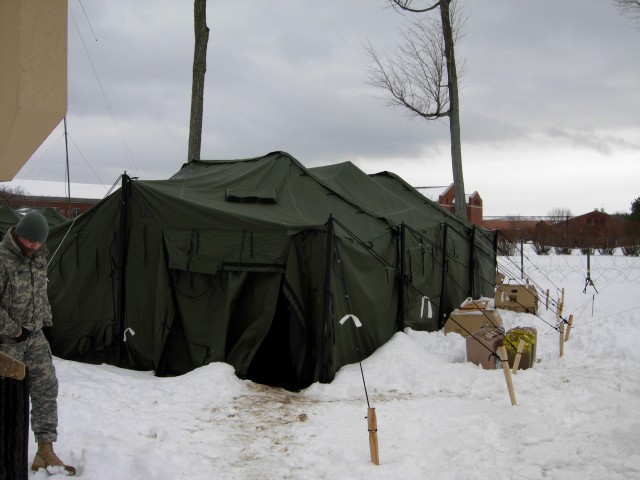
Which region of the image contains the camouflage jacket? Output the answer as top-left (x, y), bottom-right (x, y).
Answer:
top-left (0, 228), bottom-right (53, 338)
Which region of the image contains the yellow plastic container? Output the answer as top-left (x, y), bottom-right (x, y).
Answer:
top-left (504, 327), bottom-right (537, 370)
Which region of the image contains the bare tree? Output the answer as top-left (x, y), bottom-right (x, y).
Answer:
top-left (368, 0), bottom-right (467, 219)
top-left (547, 207), bottom-right (573, 223)
top-left (187, 0), bottom-right (209, 162)
top-left (614, 0), bottom-right (640, 26)
top-left (0, 186), bottom-right (27, 206)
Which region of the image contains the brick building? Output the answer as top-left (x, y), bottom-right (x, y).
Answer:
top-left (417, 183), bottom-right (484, 226)
top-left (438, 184), bottom-right (483, 225)
top-left (2, 195), bottom-right (99, 219)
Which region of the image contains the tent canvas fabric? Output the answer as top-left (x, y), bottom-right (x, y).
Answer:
top-left (310, 162), bottom-right (497, 330)
top-left (45, 151), bottom-right (496, 389)
top-left (368, 170), bottom-right (498, 322)
top-left (0, 206), bottom-right (21, 237)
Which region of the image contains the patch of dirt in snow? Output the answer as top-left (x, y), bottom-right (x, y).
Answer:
top-left (205, 383), bottom-right (320, 478)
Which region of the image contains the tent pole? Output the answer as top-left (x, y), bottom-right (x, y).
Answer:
top-left (115, 173), bottom-right (131, 367)
top-left (438, 224), bottom-right (448, 329)
top-left (398, 224), bottom-right (406, 331)
top-left (63, 116), bottom-right (71, 218)
top-left (320, 214), bottom-right (334, 383)
top-left (469, 227), bottom-right (476, 299)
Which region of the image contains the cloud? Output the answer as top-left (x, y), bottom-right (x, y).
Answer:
top-left (544, 127), bottom-right (640, 155)
top-left (17, 0), bottom-right (640, 217)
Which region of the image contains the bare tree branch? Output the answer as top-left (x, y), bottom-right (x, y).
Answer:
top-left (613, 0), bottom-right (640, 26)
top-left (390, 0), bottom-right (440, 14)
top-left (369, 0), bottom-right (468, 219)
top-left (366, 18), bottom-right (449, 120)
top-left (0, 186), bottom-right (27, 206)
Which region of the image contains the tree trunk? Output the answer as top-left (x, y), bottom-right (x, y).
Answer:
top-left (440, 0), bottom-right (466, 220)
top-left (187, 0), bottom-right (209, 163)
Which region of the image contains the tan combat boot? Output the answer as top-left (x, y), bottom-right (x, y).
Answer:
top-left (31, 442), bottom-right (76, 476)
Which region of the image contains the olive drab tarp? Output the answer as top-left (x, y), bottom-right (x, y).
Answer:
top-left (0, 206), bottom-right (20, 236)
top-left (310, 162), bottom-right (497, 330)
top-left (45, 151), bottom-right (496, 389)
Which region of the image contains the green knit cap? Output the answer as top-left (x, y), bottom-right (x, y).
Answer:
top-left (16, 211), bottom-right (49, 243)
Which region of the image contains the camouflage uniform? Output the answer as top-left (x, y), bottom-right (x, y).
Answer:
top-left (0, 228), bottom-right (58, 444)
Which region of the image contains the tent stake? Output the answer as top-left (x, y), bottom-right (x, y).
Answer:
top-left (565, 315), bottom-right (574, 342)
top-left (358, 355), bottom-right (379, 465)
top-left (499, 346), bottom-right (517, 406)
top-left (367, 407), bottom-right (380, 465)
top-left (559, 321), bottom-right (565, 357)
top-left (557, 297), bottom-right (564, 319)
top-left (511, 339), bottom-right (526, 374)
top-left (545, 289), bottom-right (550, 310)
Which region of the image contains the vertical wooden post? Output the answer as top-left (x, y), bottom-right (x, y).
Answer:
top-left (498, 346), bottom-right (517, 406)
top-left (545, 289), bottom-right (550, 310)
top-left (512, 339), bottom-right (526, 374)
top-left (367, 407), bottom-right (380, 465)
top-left (559, 322), bottom-right (565, 357)
top-left (557, 298), bottom-right (564, 319)
top-left (565, 315), bottom-right (574, 342)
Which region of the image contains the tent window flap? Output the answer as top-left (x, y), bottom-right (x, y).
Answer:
top-left (225, 187), bottom-right (277, 204)
top-left (163, 229), bottom-right (290, 275)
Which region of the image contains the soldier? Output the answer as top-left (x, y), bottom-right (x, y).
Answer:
top-left (0, 211), bottom-right (75, 476)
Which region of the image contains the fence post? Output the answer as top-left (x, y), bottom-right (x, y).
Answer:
top-left (0, 355), bottom-right (29, 480)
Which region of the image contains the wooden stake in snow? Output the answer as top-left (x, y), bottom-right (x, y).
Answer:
top-left (498, 346), bottom-right (517, 406)
top-left (546, 289), bottom-right (550, 310)
top-left (557, 297), bottom-right (564, 319)
top-left (511, 339), bottom-right (526, 374)
top-left (559, 321), bottom-right (565, 357)
top-left (339, 315), bottom-right (380, 465)
top-left (565, 315), bottom-right (574, 342)
top-left (367, 407), bottom-right (380, 465)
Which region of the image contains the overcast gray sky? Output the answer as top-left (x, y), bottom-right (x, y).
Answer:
top-left (11, 0), bottom-right (640, 216)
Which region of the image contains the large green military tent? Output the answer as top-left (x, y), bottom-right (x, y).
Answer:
top-left (45, 151), bottom-right (496, 389)
top-left (46, 152), bottom-right (400, 388)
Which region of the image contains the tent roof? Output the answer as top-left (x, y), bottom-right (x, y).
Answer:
top-left (124, 151), bottom-right (395, 240)
top-left (310, 162), bottom-right (472, 232)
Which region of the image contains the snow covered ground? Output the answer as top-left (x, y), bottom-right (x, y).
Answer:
top-left (32, 247), bottom-right (640, 479)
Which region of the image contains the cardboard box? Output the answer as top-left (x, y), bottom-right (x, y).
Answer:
top-left (466, 327), bottom-right (504, 369)
top-left (459, 297), bottom-right (490, 310)
top-left (494, 284), bottom-right (539, 314)
top-left (443, 309), bottom-right (503, 337)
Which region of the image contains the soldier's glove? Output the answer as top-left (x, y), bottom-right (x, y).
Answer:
top-left (42, 326), bottom-right (55, 346)
top-left (15, 327), bottom-right (31, 343)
